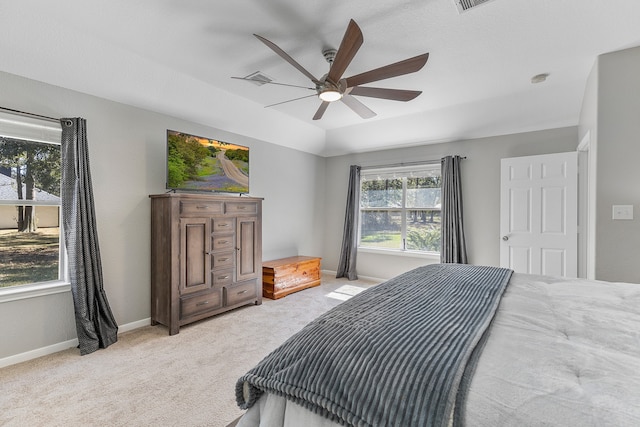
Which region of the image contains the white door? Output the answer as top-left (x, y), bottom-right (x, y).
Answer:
top-left (500, 152), bottom-right (578, 277)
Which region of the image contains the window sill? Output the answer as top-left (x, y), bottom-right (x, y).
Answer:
top-left (0, 281), bottom-right (71, 303)
top-left (358, 247), bottom-right (440, 260)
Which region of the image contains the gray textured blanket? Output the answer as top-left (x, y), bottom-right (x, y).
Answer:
top-left (236, 264), bottom-right (513, 427)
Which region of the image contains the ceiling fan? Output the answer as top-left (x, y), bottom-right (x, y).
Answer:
top-left (234, 19), bottom-right (429, 120)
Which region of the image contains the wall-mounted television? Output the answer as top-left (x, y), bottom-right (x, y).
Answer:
top-left (166, 130), bottom-right (249, 194)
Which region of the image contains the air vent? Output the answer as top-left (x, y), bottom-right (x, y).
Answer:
top-left (455, 0), bottom-right (494, 13)
top-left (243, 71), bottom-right (273, 86)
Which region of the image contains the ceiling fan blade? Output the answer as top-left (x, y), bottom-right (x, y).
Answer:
top-left (313, 102), bottom-right (330, 120)
top-left (327, 19), bottom-right (364, 84)
top-left (265, 94), bottom-right (318, 108)
top-left (231, 77), bottom-right (315, 90)
top-left (254, 34), bottom-right (320, 84)
top-left (340, 94), bottom-right (376, 119)
top-left (345, 53), bottom-right (429, 88)
top-left (349, 86), bottom-right (422, 101)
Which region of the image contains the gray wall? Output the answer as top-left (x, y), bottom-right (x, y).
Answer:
top-left (323, 127), bottom-right (579, 279)
top-left (0, 70), bottom-right (325, 361)
top-left (585, 46), bottom-right (640, 283)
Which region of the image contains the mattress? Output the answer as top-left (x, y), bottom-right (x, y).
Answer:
top-left (236, 273), bottom-right (640, 427)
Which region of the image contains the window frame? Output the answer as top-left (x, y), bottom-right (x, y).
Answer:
top-left (358, 164), bottom-right (442, 258)
top-left (0, 112), bottom-right (68, 302)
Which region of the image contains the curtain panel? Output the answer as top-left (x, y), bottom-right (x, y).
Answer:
top-left (440, 155), bottom-right (468, 264)
top-left (336, 165), bottom-right (361, 280)
top-left (60, 118), bottom-right (118, 355)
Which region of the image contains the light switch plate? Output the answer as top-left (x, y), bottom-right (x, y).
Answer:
top-left (612, 205), bottom-right (634, 220)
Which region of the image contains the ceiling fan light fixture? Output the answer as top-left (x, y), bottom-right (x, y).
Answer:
top-left (319, 88), bottom-right (343, 102)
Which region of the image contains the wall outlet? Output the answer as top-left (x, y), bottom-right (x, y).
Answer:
top-left (612, 205), bottom-right (634, 220)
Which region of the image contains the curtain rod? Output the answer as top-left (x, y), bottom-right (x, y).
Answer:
top-left (360, 156), bottom-right (466, 171)
top-left (0, 106), bottom-right (60, 123)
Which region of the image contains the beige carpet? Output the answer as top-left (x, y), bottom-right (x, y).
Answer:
top-left (0, 274), bottom-right (379, 427)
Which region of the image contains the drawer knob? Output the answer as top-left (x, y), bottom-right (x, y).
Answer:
top-left (219, 258), bottom-right (229, 262)
top-left (237, 290), bottom-right (247, 295)
top-left (219, 275), bottom-right (230, 280)
top-left (196, 205), bottom-right (209, 209)
top-left (237, 206), bottom-right (246, 210)
top-left (219, 223), bottom-right (229, 227)
top-left (219, 240), bottom-right (228, 244)
top-left (196, 301), bottom-right (209, 306)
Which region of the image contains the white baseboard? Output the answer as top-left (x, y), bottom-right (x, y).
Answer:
top-left (118, 318), bottom-right (151, 333)
top-left (0, 318), bottom-right (152, 369)
top-left (0, 338), bottom-right (79, 369)
top-left (321, 269), bottom-right (385, 283)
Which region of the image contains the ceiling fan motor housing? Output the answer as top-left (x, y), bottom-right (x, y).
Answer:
top-left (316, 74), bottom-right (345, 91)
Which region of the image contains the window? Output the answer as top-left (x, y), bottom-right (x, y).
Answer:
top-left (0, 112), bottom-right (64, 291)
top-left (359, 164), bottom-right (441, 254)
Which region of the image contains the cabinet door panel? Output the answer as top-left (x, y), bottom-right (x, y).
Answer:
top-left (237, 216), bottom-right (259, 281)
top-left (180, 218), bottom-right (210, 294)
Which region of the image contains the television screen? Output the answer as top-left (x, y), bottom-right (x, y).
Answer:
top-left (166, 130), bottom-right (249, 194)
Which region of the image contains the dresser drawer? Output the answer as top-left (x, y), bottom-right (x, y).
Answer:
top-left (212, 235), bottom-right (234, 250)
top-left (226, 201), bottom-right (258, 215)
top-left (180, 200), bottom-right (224, 216)
top-left (212, 269), bottom-right (234, 287)
top-left (211, 252), bottom-right (234, 269)
top-left (225, 280), bottom-right (258, 306)
top-left (181, 289), bottom-right (223, 319)
top-left (213, 218), bottom-right (234, 232)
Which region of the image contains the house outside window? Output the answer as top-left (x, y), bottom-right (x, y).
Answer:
top-left (0, 112), bottom-right (64, 291)
top-left (359, 164), bottom-right (441, 254)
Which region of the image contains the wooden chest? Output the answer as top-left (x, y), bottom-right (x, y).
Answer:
top-left (262, 256), bottom-right (321, 299)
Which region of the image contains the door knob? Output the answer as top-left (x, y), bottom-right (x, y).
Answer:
top-left (502, 235), bottom-right (509, 241)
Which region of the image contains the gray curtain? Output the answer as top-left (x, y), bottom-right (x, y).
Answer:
top-left (440, 155), bottom-right (468, 264)
top-left (60, 118), bottom-right (118, 355)
top-left (336, 165), bottom-right (361, 280)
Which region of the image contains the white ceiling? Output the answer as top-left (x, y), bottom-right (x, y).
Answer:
top-left (2, 0), bottom-right (640, 156)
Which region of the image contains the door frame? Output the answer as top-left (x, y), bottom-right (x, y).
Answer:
top-left (577, 131), bottom-right (595, 279)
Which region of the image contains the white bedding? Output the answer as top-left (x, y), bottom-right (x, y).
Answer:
top-left (237, 273), bottom-right (640, 427)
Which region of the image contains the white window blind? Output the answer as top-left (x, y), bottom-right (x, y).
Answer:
top-left (361, 164), bottom-right (440, 182)
top-left (0, 111), bottom-right (61, 145)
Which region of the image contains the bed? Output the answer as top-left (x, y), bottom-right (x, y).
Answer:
top-left (234, 264), bottom-right (640, 427)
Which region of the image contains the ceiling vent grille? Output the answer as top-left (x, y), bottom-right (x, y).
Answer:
top-left (244, 71), bottom-right (273, 86)
top-left (455, 0), bottom-right (494, 13)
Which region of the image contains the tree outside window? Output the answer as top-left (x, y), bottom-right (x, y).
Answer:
top-left (0, 137), bottom-right (62, 288)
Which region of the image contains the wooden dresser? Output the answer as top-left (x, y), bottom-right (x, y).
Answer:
top-left (262, 256), bottom-right (321, 299)
top-left (150, 193), bottom-right (262, 335)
